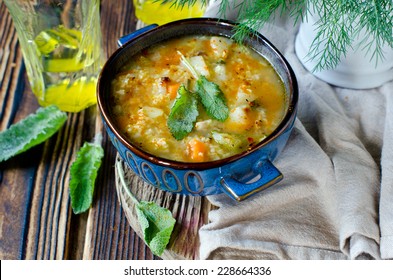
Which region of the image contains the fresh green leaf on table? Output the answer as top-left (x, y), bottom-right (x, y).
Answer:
top-left (116, 160), bottom-right (176, 256)
top-left (136, 201), bottom-right (176, 256)
top-left (0, 105), bottom-right (67, 162)
top-left (167, 85), bottom-right (199, 140)
top-left (69, 134), bottom-right (104, 214)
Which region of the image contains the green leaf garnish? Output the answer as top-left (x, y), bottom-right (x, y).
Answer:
top-left (196, 76), bottom-right (229, 121)
top-left (178, 51), bottom-right (229, 121)
top-left (69, 134), bottom-right (104, 214)
top-left (0, 105), bottom-right (67, 162)
top-left (167, 84), bottom-right (199, 140)
top-left (116, 160), bottom-right (175, 256)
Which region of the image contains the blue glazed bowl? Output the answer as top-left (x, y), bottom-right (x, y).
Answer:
top-left (97, 18), bottom-right (298, 201)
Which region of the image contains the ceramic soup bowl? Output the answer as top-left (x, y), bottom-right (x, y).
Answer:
top-left (97, 18), bottom-right (298, 201)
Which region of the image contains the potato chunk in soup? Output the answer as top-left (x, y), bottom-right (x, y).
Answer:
top-left (110, 35), bottom-right (287, 162)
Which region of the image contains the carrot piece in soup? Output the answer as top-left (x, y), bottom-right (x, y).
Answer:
top-left (166, 83), bottom-right (181, 100)
top-left (187, 139), bottom-right (207, 162)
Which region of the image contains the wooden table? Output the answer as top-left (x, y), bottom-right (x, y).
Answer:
top-left (0, 0), bottom-right (162, 260)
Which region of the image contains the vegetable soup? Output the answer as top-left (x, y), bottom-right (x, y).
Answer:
top-left (110, 35), bottom-right (287, 162)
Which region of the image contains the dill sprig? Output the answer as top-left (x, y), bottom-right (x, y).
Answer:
top-left (167, 0), bottom-right (393, 71)
top-left (309, 0), bottom-right (393, 71)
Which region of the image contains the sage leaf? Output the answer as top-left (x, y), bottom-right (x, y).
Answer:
top-left (0, 105), bottom-right (67, 162)
top-left (196, 76), bottom-right (229, 121)
top-left (167, 85), bottom-right (199, 140)
top-left (116, 159), bottom-right (176, 256)
top-left (136, 201), bottom-right (176, 256)
top-left (69, 134), bottom-right (104, 214)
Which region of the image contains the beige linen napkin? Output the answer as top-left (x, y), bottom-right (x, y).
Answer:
top-left (200, 1), bottom-right (393, 260)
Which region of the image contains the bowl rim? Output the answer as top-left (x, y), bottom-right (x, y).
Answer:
top-left (97, 18), bottom-right (299, 171)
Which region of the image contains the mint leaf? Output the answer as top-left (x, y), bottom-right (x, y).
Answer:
top-left (116, 159), bottom-right (176, 256)
top-left (136, 201), bottom-right (176, 256)
top-left (69, 134), bottom-right (104, 214)
top-left (0, 105), bottom-right (67, 162)
top-left (196, 76), bottom-right (229, 121)
top-left (167, 85), bottom-right (199, 140)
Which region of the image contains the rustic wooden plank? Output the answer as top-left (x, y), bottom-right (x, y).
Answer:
top-left (0, 2), bottom-right (42, 260)
top-left (23, 109), bottom-right (85, 259)
top-left (0, 2), bottom-right (77, 260)
top-left (80, 0), bottom-right (157, 260)
top-left (0, 7), bottom-right (25, 131)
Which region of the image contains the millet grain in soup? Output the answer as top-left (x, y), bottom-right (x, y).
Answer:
top-left (110, 35), bottom-right (287, 162)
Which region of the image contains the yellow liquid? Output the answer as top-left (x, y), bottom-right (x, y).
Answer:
top-left (133, 0), bottom-right (205, 25)
top-left (5, 0), bottom-right (102, 112)
top-left (37, 78), bottom-right (97, 113)
top-left (33, 27), bottom-right (101, 112)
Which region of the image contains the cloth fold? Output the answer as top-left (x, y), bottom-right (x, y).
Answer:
top-left (199, 2), bottom-right (392, 260)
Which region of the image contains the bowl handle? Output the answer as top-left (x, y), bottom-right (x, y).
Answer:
top-left (220, 160), bottom-right (283, 201)
top-left (117, 24), bottom-right (159, 47)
